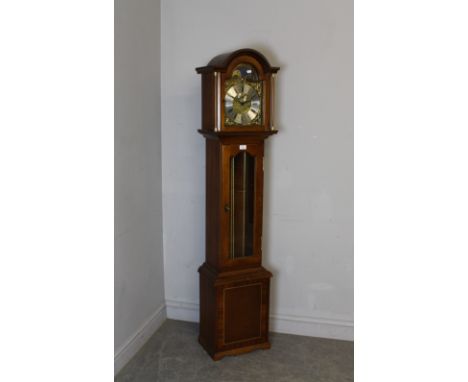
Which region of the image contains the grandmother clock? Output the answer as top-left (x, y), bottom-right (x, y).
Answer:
top-left (196, 49), bottom-right (279, 360)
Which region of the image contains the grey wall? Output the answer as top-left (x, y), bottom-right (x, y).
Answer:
top-left (161, 0), bottom-right (353, 338)
top-left (115, 0), bottom-right (164, 359)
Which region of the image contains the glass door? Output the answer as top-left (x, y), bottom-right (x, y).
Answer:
top-left (230, 150), bottom-right (255, 259)
top-left (221, 144), bottom-right (264, 267)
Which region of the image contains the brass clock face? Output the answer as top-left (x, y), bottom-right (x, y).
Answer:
top-left (224, 64), bottom-right (262, 126)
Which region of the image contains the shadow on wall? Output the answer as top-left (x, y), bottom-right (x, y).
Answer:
top-left (247, 43), bottom-right (285, 316)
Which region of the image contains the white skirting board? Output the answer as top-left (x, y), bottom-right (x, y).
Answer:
top-left (165, 299), bottom-right (353, 341)
top-left (114, 304), bottom-right (167, 376)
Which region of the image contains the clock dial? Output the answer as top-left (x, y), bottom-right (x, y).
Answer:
top-left (225, 82), bottom-right (261, 125)
top-left (224, 64), bottom-right (262, 126)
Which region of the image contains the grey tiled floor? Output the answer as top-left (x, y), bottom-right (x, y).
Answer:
top-left (115, 320), bottom-right (353, 382)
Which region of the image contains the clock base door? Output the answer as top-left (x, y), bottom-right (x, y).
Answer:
top-left (198, 263), bottom-right (272, 360)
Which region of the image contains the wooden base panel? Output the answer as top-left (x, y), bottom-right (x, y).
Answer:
top-left (198, 263), bottom-right (272, 361)
top-left (199, 336), bottom-right (271, 361)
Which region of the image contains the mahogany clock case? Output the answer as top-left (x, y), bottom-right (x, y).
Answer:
top-left (196, 49), bottom-right (279, 360)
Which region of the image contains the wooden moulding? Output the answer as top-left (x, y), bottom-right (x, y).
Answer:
top-left (195, 48), bottom-right (280, 75)
top-left (198, 129), bottom-right (278, 140)
top-left (199, 263), bottom-right (272, 285)
top-left (204, 341), bottom-right (271, 361)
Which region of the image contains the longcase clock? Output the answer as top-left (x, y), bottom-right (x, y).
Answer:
top-left (196, 49), bottom-right (279, 360)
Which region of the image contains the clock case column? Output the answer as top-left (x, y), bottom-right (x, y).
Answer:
top-left (198, 130), bottom-right (276, 360)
